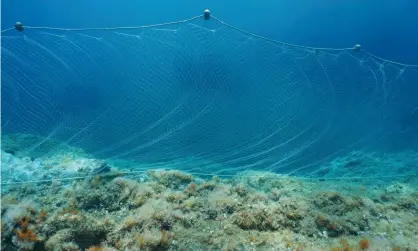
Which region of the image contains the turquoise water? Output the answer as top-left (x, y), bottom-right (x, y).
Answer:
top-left (2, 14), bottom-right (418, 179)
top-left (1, 2), bottom-right (418, 250)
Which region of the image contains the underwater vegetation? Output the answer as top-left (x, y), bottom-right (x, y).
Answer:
top-left (1, 135), bottom-right (418, 251)
top-left (2, 7), bottom-right (418, 250)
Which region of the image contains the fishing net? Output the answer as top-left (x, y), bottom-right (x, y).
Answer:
top-left (2, 13), bottom-right (418, 185)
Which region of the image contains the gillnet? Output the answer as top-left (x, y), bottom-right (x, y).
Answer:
top-left (2, 13), bottom-right (418, 185)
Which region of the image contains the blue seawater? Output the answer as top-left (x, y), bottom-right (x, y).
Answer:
top-left (1, 1), bottom-right (418, 250)
top-left (2, 0), bottom-right (418, 179)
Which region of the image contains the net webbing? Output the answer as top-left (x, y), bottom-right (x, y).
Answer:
top-left (2, 14), bottom-right (418, 185)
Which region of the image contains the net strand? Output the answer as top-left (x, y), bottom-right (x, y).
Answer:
top-left (212, 16), bottom-right (351, 52)
top-left (211, 16), bottom-right (418, 68)
top-left (2, 12), bottom-right (418, 186)
top-left (1, 16), bottom-right (202, 33)
top-left (1, 170), bottom-right (416, 186)
top-left (1, 27), bottom-right (15, 33)
top-left (2, 14), bottom-right (417, 67)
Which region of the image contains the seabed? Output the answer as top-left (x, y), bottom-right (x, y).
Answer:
top-left (1, 134), bottom-right (417, 251)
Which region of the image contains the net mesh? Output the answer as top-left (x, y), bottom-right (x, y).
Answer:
top-left (2, 15), bottom-right (418, 185)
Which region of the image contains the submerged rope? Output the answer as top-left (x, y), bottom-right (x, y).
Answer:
top-left (1, 169), bottom-right (416, 186)
top-left (1, 16), bottom-right (202, 33)
top-left (1, 11), bottom-right (418, 187)
top-left (2, 13), bottom-right (417, 67)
